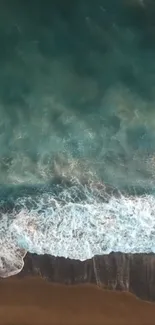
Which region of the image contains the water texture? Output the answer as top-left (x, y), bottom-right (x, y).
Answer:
top-left (0, 0), bottom-right (155, 276)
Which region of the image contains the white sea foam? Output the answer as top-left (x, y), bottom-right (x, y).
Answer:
top-left (0, 213), bottom-right (26, 277)
top-left (1, 184), bottom-right (155, 277)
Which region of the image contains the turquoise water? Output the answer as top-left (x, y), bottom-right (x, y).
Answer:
top-left (0, 0), bottom-right (154, 192)
top-left (0, 0), bottom-right (155, 276)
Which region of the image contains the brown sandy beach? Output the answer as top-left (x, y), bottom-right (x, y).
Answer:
top-left (0, 276), bottom-right (155, 325)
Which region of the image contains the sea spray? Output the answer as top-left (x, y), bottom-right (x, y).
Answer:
top-left (0, 182), bottom-right (155, 277)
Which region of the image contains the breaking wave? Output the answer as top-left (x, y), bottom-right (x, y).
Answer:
top-left (1, 181), bottom-right (155, 277)
top-left (1, 0), bottom-right (155, 279)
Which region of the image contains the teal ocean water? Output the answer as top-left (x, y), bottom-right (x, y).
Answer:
top-left (1, 0), bottom-right (155, 277)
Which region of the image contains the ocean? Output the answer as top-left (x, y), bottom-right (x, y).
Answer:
top-left (0, 0), bottom-right (155, 277)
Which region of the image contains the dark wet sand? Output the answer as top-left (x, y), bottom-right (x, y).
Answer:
top-left (0, 277), bottom-right (154, 325)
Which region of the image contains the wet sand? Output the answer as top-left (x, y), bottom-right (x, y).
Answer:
top-left (0, 277), bottom-right (154, 325)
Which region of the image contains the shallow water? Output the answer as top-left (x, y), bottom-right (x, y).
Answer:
top-left (1, 0), bottom-right (155, 276)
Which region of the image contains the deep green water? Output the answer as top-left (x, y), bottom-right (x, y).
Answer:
top-left (2, 1), bottom-right (155, 274)
top-left (0, 0), bottom-right (155, 194)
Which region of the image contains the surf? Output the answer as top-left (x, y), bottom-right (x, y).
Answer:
top-left (0, 180), bottom-right (155, 277)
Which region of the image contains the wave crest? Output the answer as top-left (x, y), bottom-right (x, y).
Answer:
top-left (0, 183), bottom-right (155, 277)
